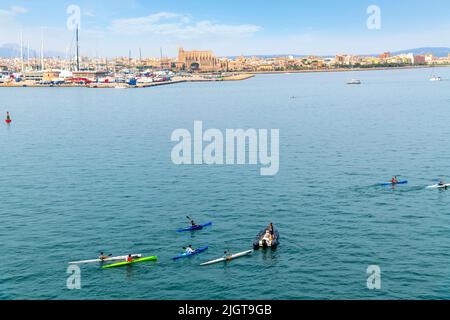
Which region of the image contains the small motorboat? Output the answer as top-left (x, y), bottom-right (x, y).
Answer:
top-left (430, 76), bottom-right (442, 82)
top-left (253, 227), bottom-right (280, 250)
top-left (347, 79), bottom-right (361, 85)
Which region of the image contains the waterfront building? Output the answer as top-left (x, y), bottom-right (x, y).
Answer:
top-left (24, 70), bottom-right (44, 81)
top-left (256, 64), bottom-right (275, 72)
top-left (424, 54), bottom-right (434, 63)
top-left (414, 55), bottom-right (426, 64)
top-left (334, 55), bottom-right (346, 65)
top-left (45, 70), bottom-right (60, 79)
top-left (72, 70), bottom-right (108, 81)
top-left (177, 48), bottom-right (225, 72)
top-left (390, 53), bottom-right (414, 65)
top-left (379, 52), bottom-right (391, 59)
top-left (227, 56), bottom-right (248, 72)
top-left (364, 57), bottom-right (381, 65)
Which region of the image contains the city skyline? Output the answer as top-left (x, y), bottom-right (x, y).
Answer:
top-left (1, 0), bottom-right (450, 58)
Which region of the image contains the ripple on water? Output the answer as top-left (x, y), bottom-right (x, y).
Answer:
top-left (2, 69), bottom-right (450, 299)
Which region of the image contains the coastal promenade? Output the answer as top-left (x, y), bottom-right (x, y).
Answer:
top-left (0, 65), bottom-right (445, 89)
top-left (0, 74), bottom-right (255, 89)
top-left (250, 64), bottom-right (449, 75)
top-left (0, 65), bottom-right (444, 89)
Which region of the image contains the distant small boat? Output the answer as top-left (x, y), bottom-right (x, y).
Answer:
top-left (429, 76), bottom-right (442, 82)
top-left (347, 79), bottom-right (361, 85)
top-left (114, 85), bottom-right (128, 89)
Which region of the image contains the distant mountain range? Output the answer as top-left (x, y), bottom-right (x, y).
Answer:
top-left (228, 47), bottom-right (450, 59)
top-left (0, 43), bottom-right (64, 58)
top-left (390, 47), bottom-right (450, 57)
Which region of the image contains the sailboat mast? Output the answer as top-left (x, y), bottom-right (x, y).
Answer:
top-left (128, 49), bottom-right (131, 70)
top-left (76, 24), bottom-right (80, 71)
top-left (41, 29), bottom-right (44, 71)
top-left (20, 30), bottom-right (24, 72)
top-left (27, 41), bottom-right (30, 69)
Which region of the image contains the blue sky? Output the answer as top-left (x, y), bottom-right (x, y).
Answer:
top-left (0, 0), bottom-right (449, 57)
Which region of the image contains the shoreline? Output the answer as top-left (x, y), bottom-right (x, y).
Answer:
top-left (0, 65), bottom-right (446, 88)
top-left (248, 64), bottom-right (449, 75)
top-left (0, 74), bottom-right (255, 88)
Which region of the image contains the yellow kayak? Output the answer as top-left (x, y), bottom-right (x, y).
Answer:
top-left (102, 256), bottom-right (157, 269)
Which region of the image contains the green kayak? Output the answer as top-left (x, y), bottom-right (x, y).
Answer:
top-left (102, 256), bottom-right (157, 269)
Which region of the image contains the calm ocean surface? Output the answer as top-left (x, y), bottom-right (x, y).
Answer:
top-left (1, 68), bottom-right (450, 300)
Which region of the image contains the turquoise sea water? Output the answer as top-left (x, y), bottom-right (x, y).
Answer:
top-left (1, 68), bottom-right (450, 300)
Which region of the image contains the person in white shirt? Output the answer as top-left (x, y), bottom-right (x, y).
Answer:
top-left (186, 245), bottom-right (195, 254)
top-left (259, 230), bottom-right (273, 247)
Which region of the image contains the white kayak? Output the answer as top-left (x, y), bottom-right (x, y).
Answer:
top-left (427, 184), bottom-right (450, 189)
top-left (200, 250), bottom-right (253, 266)
top-left (69, 254), bottom-right (142, 265)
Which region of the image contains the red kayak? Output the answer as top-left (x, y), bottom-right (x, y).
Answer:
top-left (5, 119), bottom-right (11, 124)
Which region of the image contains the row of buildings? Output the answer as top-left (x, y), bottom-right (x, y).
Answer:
top-left (1, 48), bottom-right (450, 83)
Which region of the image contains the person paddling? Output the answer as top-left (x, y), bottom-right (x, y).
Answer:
top-left (6, 111), bottom-right (11, 123)
top-left (187, 216), bottom-right (199, 227)
top-left (223, 250), bottom-right (232, 261)
top-left (126, 254), bottom-right (134, 263)
top-left (185, 245), bottom-right (195, 254)
top-left (98, 252), bottom-right (112, 261)
top-left (391, 176), bottom-right (399, 184)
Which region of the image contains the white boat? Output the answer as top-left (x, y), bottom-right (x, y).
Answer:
top-left (347, 79), bottom-right (361, 85)
top-left (429, 76), bottom-right (442, 82)
top-left (69, 254), bottom-right (142, 265)
top-left (114, 85), bottom-right (128, 89)
top-left (427, 184), bottom-right (450, 189)
top-left (200, 250), bottom-right (253, 266)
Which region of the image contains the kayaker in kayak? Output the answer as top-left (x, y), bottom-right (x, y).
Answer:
top-left (438, 180), bottom-right (448, 189)
top-left (188, 217), bottom-right (199, 227)
top-left (223, 251), bottom-right (232, 261)
top-left (98, 252), bottom-right (110, 261)
top-left (185, 245), bottom-right (195, 254)
top-left (185, 215), bottom-right (199, 227)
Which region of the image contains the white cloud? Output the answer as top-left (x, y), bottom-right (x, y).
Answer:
top-left (83, 10), bottom-right (95, 17)
top-left (10, 6), bottom-right (28, 14)
top-left (0, 5), bottom-right (28, 22)
top-left (109, 12), bottom-right (262, 38)
top-left (0, 6), bottom-right (28, 38)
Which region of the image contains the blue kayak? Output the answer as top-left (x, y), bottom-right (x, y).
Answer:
top-left (176, 222), bottom-right (212, 233)
top-left (380, 180), bottom-right (408, 186)
top-left (173, 246), bottom-right (209, 260)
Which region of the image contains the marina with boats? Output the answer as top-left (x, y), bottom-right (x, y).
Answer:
top-left (1, 25), bottom-right (448, 89)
